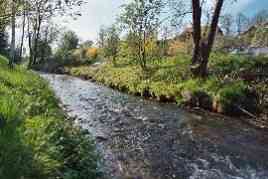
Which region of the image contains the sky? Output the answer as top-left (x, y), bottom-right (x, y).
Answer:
top-left (56, 0), bottom-right (268, 42)
top-left (57, 0), bottom-right (126, 42)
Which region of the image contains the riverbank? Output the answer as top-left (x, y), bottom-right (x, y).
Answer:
top-left (65, 53), bottom-right (268, 128)
top-left (42, 73), bottom-right (268, 179)
top-left (0, 55), bottom-right (100, 179)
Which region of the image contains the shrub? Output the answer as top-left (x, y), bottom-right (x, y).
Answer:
top-left (214, 82), bottom-right (258, 115)
top-left (86, 48), bottom-right (98, 60)
top-left (55, 49), bottom-right (83, 66)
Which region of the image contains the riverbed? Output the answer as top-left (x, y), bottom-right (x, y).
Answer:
top-left (41, 74), bottom-right (268, 179)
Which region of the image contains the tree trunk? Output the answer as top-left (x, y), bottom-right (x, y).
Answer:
top-left (191, 0), bottom-right (202, 65)
top-left (32, 14), bottom-right (42, 66)
top-left (9, 0), bottom-right (16, 67)
top-left (40, 27), bottom-right (49, 63)
top-left (142, 30), bottom-right (146, 69)
top-left (207, 0), bottom-right (224, 54)
top-left (191, 0), bottom-right (224, 78)
top-left (27, 16), bottom-right (33, 69)
top-left (19, 8), bottom-right (26, 61)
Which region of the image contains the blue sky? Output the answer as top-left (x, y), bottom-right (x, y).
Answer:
top-left (58, 0), bottom-right (268, 42)
top-left (225, 0), bottom-right (268, 16)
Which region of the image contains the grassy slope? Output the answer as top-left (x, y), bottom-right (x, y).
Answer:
top-left (68, 53), bottom-right (268, 120)
top-left (0, 55), bottom-right (99, 179)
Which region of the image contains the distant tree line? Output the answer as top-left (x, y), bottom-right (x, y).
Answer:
top-left (0, 0), bottom-right (85, 67)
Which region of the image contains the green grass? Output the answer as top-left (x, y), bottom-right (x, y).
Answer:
top-left (67, 53), bottom-right (268, 116)
top-left (0, 55), bottom-right (100, 179)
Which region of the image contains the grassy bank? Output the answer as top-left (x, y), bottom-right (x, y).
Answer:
top-left (67, 53), bottom-right (268, 125)
top-left (0, 55), bottom-right (99, 179)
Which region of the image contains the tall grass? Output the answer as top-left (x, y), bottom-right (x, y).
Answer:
top-left (68, 53), bottom-right (268, 116)
top-left (0, 55), bottom-right (99, 179)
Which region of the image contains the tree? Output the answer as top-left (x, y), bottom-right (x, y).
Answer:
top-left (5, 0), bottom-right (28, 66)
top-left (190, 0), bottom-right (225, 77)
top-left (58, 30), bottom-right (79, 51)
top-left (19, 1), bottom-right (27, 60)
top-left (220, 13), bottom-right (234, 36)
top-left (26, 0), bottom-right (84, 68)
top-left (80, 40), bottom-right (94, 49)
top-left (119, 0), bottom-right (163, 69)
top-left (55, 30), bottom-right (79, 64)
top-left (0, 29), bottom-right (8, 55)
top-left (34, 22), bottom-right (59, 63)
top-left (9, 0), bottom-right (16, 67)
top-left (159, 26), bottom-right (170, 57)
top-left (103, 25), bottom-right (120, 65)
top-left (35, 39), bottom-right (52, 62)
top-left (0, 0), bottom-right (9, 32)
top-left (167, 0), bottom-right (191, 28)
top-left (98, 26), bottom-right (106, 49)
top-left (236, 13), bottom-right (249, 35)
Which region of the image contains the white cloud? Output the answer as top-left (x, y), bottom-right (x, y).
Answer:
top-left (55, 0), bottom-right (126, 42)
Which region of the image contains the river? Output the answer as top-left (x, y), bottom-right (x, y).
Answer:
top-left (41, 74), bottom-right (268, 179)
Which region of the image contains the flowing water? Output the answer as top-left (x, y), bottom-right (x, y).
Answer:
top-left (41, 74), bottom-right (268, 179)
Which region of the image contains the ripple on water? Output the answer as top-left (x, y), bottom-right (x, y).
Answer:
top-left (41, 74), bottom-right (268, 179)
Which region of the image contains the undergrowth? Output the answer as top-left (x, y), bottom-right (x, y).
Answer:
top-left (67, 53), bottom-right (268, 117)
top-left (0, 55), bottom-right (100, 179)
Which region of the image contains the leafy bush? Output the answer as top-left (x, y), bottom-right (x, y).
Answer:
top-left (86, 48), bottom-right (99, 60)
top-left (55, 49), bottom-right (74, 65)
top-left (58, 31), bottom-right (79, 52)
top-left (215, 82), bottom-right (251, 115)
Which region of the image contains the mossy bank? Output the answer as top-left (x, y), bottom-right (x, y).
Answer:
top-left (0, 55), bottom-right (100, 179)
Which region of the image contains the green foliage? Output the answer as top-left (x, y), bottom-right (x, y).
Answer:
top-left (36, 40), bottom-right (53, 61)
top-left (217, 82), bottom-right (247, 106)
top-left (56, 49), bottom-right (77, 66)
top-left (251, 28), bottom-right (268, 47)
top-left (59, 31), bottom-right (79, 51)
top-left (54, 31), bottom-right (100, 67)
top-left (103, 25), bottom-right (120, 64)
top-left (119, 0), bottom-right (163, 68)
top-left (216, 82), bottom-right (249, 114)
top-left (55, 31), bottom-right (80, 65)
top-left (80, 40), bottom-right (94, 49)
top-left (0, 55), bottom-right (99, 179)
top-left (0, 30), bottom-right (8, 55)
top-left (239, 22), bottom-right (268, 48)
top-left (68, 52), bottom-right (268, 116)
top-left (209, 53), bottom-right (254, 75)
top-left (121, 33), bottom-right (140, 61)
top-left (0, 97), bottom-right (38, 179)
top-left (0, 0), bottom-right (9, 30)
